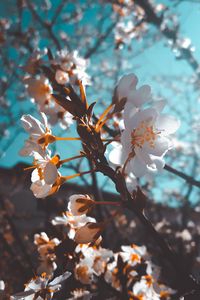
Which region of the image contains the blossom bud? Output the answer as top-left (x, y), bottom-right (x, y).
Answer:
top-left (68, 194), bottom-right (95, 216)
top-left (55, 69), bottom-right (69, 85)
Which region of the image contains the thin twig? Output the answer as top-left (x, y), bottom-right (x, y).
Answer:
top-left (164, 164), bottom-right (200, 188)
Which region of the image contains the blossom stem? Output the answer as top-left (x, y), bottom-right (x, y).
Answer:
top-left (54, 136), bottom-right (81, 141)
top-left (62, 169), bottom-right (97, 181)
top-left (95, 201), bottom-right (121, 206)
top-left (24, 165), bottom-right (35, 171)
top-left (59, 154), bottom-right (85, 165)
top-left (95, 104), bottom-right (113, 131)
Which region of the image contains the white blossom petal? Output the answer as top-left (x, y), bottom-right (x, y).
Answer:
top-left (155, 114), bottom-right (180, 135)
top-left (117, 73), bottom-right (138, 100)
top-left (43, 162), bottom-right (58, 185)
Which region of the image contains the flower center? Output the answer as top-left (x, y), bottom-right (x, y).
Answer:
top-left (130, 253), bottom-right (140, 263)
top-left (131, 120), bottom-right (159, 149)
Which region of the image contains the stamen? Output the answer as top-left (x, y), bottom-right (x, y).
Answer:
top-left (131, 120), bottom-right (160, 150)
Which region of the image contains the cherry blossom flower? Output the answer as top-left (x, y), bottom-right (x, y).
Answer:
top-left (23, 48), bottom-right (47, 75)
top-left (75, 258), bottom-right (94, 284)
top-left (113, 73), bottom-right (152, 115)
top-left (34, 232), bottom-right (60, 257)
top-left (77, 245), bottom-right (113, 276)
top-left (24, 75), bottom-right (53, 106)
top-left (51, 211), bottom-right (96, 239)
top-left (52, 49), bottom-right (91, 86)
top-left (104, 254), bottom-right (122, 291)
top-left (42, 102), bottom-right (74, 129)
top-left (109, 99), bottom-right (180, 177)
top-left (130, 275), bottom-right (160, 300)
top-left (11, 271), bottom-right (71, 300)
top-left (120, 244), bottom-right (147, 266)
top-left (30, 152), bottom-right (61, 198)
top-left (20, 112), bottom-right (54, 157)
top-left (34, 232), bottom-right (60, 275)
top-left (75, 245), bottom-right (113, 283)
top-left (68, 194), bottom-right (94, 216)
top-left (55, 69), bottom-right (69, 85)
top-left (116, 73), bottom-right (138, 103)
top-left (24, 74), bottom-right (74, 129)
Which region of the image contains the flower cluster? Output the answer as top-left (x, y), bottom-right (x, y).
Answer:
top-left (109, 73), bottom-right (180, 180)
top-left (23, 48), bottom-right (90, 129)
top-left (11, 193), bottom-right (173, 299)
top-left (11, 271), bottom-right (71, 300)
top-left (52, 194), bottom-right (102, 244)
top-left (52, 49), bottom-right (91, 86)
top-left (15, 54), bottom-right (183, 299)
top-left (20, 113), bottom-right (64, 198)
top-left (34, 232), bottom-right (61, 276)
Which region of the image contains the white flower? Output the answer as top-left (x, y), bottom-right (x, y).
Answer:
top-left (25, 74), bottom-right (73, 129)
top-left (55, 69), bottom-right (69, 85)
top-left (92, 247), bottom-right (113, 276)
top-left (34, 232), bottom-right (60, 261)
top-left (104, 254), bottom-right (121, 291)
top-left (20, 112), bottom-right (53, 157)
top-left (30, 152), bottom-right (61, 198)
top-left (25, 75), bottom-right (52, 105)
top-left (52, 49), bottom-right (90, 86)
top-left (75, 258), bottom-right (94, 284)
top-left (117, 73), bottom-right (138, 102)
top-left (23, 48), bottom-right (47, 75)
top-left (68, 194), bottom-right (94, 216)
top-left (176, 229), bottom-right (192, 241)
top-left (116, 73), bottom-right (160, 113)
top-left (109, 104), bottom-right (180, 177)
top-left (42, 102), bottom-right (73, 129)
top-left (51, 212), bottom-right (96, 239)
top-left (11, 271), bottom-right (71, 300)
top-left (132, 275), bottom-right (160, 300)
top-left (77, 245), bottom-right (113, 276)
top-left (75, 246), bottom-right (113, 284)
top-left (120, 244), bottom-right (147, 266)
